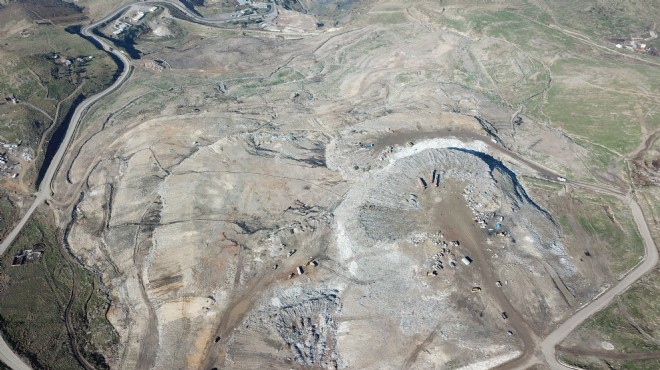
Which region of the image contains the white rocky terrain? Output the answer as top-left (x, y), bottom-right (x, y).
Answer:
top-left (66, 115), bottom-right (589, 368)
top-left (54, 1), bottom-right (650, 368)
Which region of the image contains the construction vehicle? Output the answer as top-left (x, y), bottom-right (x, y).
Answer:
top-left (418, 177), bottom-right (427, 190)
top-left (471, 287), bottom-right (481, 292)
top-left (501, 312), bottom-right (508, 320)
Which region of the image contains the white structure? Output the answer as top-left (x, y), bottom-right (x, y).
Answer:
top-left (461, 256), bottom-right (472, 265)
top-left (131, 11), bottom-right (146, 22)
top-left (113, 22), bottom-right (129, 35)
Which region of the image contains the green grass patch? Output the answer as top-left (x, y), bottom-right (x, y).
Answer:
top-left (0, 196), bottom-right (17, 239)
top-left (558, 354), bottom-right (600, 370)
top-left (0, 209), bottom-right (118, 370)
top-left (0, 24), bottom-right (118, 188)
top-left (366, 12), bottom-right (407, 25)
top-left (621, 359), bottom-right (660, 370)
top-left (544, 64), bottom-right (644, 155)
top-left (570, 268), bottom-right (660, 356)
top-left (575, 196), bottom-right (643, 275)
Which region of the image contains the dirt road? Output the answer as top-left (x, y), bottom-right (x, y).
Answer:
top-left (0, 3), bottom-right (133, 369)
top-left (0, 2), bottom-right (280, 368)
top-left (540, 191), bottom-right (658, 369)
top-left (0, 2), bottom-right (656, 369)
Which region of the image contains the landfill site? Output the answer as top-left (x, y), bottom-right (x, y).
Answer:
top-left (34, 0), bottom-right (657, 369)
top-left (65, 111), bottom-right (591, 369)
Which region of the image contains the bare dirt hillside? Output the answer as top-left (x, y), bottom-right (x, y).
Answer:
top-left (56, 0), bottom-right (656, 369)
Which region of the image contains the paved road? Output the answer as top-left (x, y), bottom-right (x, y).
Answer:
top-left (0, 2), bottom-right (655, 369)
top-left (0, 2), bottom-right (280, 368)
top-left (0, 4), bottom-right (134, 370)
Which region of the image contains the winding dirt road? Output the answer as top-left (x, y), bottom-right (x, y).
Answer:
top-left (0, 6), bottom-right (133, 370)
top-left (0, 2), bottom-right (279, 368)
top-left (0, 2), bottom-right (655, 369)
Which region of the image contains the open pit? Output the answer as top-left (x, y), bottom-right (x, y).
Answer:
top-left (52, 1), bottom-right (652, 368)
top-left (67, 118), bottom-right (587, 368)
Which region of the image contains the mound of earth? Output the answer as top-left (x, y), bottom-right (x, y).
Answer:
top-left (334, 144), bottom-right (579, 324)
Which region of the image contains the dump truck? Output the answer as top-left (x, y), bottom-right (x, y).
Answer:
top-left (418, 177), bottom-right (428, 190)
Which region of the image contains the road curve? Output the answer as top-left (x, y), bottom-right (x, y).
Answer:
top-left (0, 4), bottom-right (134, 369)
top-left (0, 2), bottom-right (280, 368)
top-left (541, 191), bottom-right (658, 369)
top-left (0, 2), bottom-right (655, 369)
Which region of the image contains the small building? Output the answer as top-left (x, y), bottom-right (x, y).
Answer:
top-left (11, 246), bottom-right (44, 267)
top-left (113, 22), bottom-right (129, 35)
top-left (296, 266), bottom-right (304, 275)
top-left (252, 2), bottom-right (269, 9)
top-left (418, 177), bottom-right (427, 190)
top-left (131, 11), bottom-right (146, 22)
top-left (461, 256), bottom-right (472, 265)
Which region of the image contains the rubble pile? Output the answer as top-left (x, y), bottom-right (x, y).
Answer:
top-left (273, 290), bottom-right (340, 368)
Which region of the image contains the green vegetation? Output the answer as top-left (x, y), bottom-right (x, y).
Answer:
top-left (0, 209), bottom-right (118, 370)
top-left (367, 12), bottom-right (407, 25)
top-left (574, 194), bottom-right (644, 276)
top-left (621, 359), bottom-right (660, 370)
top-left (0, 197), bottom-right (16, 238)
top-left (543, 0), bottom-right (653, 40)
top-left (524, 183), bottom-right (644, 276)
top-left (559, 268), bottom-right (660, 369)
top-left (560, 354), bottom-right (660, 370)
top-left (439, 4), bottom-right (659, 171)
top-left (558, 354), bottom-right (600, 370)
top-left (0, 24), bottom-right (117, 186)
top-left (267, 68), bottom-right (305, 86)
top-left (442, 359), bottom-right (461, 370)
top-left (583, 268), bottom-right (660, 353)
top-left (520, 176), bottom-right (564, 191)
